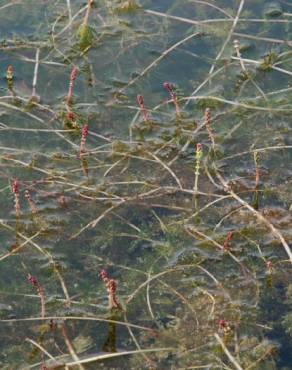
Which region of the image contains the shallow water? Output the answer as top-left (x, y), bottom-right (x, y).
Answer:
top-left (0, 0), bottom-right (291, 369)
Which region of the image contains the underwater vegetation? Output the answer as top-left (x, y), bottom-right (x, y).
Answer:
top-left (0, 0), bottom-right (291, 369)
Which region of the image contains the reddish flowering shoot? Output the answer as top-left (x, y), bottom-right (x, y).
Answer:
top-left (12, 179), bottom-right (21, 217)
top-left (67, 66), bottom-right (78, 104)
top-left (99, 269), bottom-right (122, 310)
top-left (137, 94), bottom-right (149, 122)
top-left (163, 82), bottom-right (180, 117)
top-left (6, 65), bottom-right (14, 83)
top-left (193, 143), bottom-right (203, 192)
top-left (223, 231), bottom-right (234, 251)
top-left (79, 124), bottom-right (89, 156)
top-left (27, 273), bottom-right (46, 318)
top-left (218, 319), bottom-right (231, 334)
top-left (266, 261), bottom-right (273, 274)
top-left (67, 111), bottom-right (75, 122)
top-left (25, 190), bottom-right (37, 214)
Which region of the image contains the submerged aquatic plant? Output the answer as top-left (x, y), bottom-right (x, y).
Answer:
top-left (27, 274), bottom-right (45, 318)
top-left (79, 124), bottom-right (89, 156)
top-left (163, 82), bottom-right (180, 117)
top-left (6, 65), bottom-right (13, 86)
top-left (223, 231), bottom-right (234, 251)
top-left (137, 94), bottom-right (149, 122)
top-left (11, 179), bottom-right (21, 218)
top-left (194, 143), bottom-right (203, 192)
top-left (99, 269), bottom-right (122, 310)
top-left (77, 0), bottom-right (95, 51)
top-left (25, 190), bottom-right (37, 214)
top-left (67, 66), bottom-right (78, 104)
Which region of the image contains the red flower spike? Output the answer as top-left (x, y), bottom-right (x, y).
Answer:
top-left (219, 319), bottom-right (227, 329)
top-left (79, 124), bottom-right (89, 156)
top-left (99, 269), bottom-right (109, 282)
top-left (196, 143), bottom-right (203, 152)
top-left (163, 81), bottom-right (180, 116)
top-left (67, 111), bottom-right (75, 121)
top-left (12, 180), bottom-right (20, 194)
top-left (137, 94), bottom-right (149, 122)
top-left (28, 274), bottom-right (38, 287)
top-left (25, 190), bottom-right (37, 214)
top-left (70, 66), bottom-right (78, 82)
top-left (100, 270), bottom-right (122, 310)
top-left (12, 180), bottom-right (21, 217)
top-left (266, 261), bottom-right (273, 273)
top-left (6, 65), bottom-right (14, 81)
top-left (223, 231), bottom-right (233, 251)
top-left (67, 66), bottom-right (78, 104)
top-left (82, 124), bottom-right (89, 139)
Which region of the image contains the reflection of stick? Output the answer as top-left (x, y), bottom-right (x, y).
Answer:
top-left (254, 151), bottom-right (260, 188)
top-left (32, 48), bottom-right (40, 98)
top-left (61, 323), bottom-right (85, 370)
top-left (25, 190), bottom-right (37, 214)
top-left (205, 108), bottom-right (215, 149)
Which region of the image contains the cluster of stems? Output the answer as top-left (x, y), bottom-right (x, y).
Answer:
top-left (28, 274), bottom-right (46, 318)
top-left (205, 108), bottom-right (215, 149)
top-left (223, 231), bottom-right (233, 251)
top-left (194, 143), bottom-right (203, 192)
top-left (137, 94), bottom-right (149, 122)
top-left (79, 124), bottom-right (89, 156)
top-left (99, 269), bottom-right (121, 310)
top-left (163, 82), bottom-right (180, 117)
top-left (12, 180), bottom-right (21, 218)
top-left (25, 190), bottom-right (37, 214)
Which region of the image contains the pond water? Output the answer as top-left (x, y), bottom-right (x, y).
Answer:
top-left (0, 0), bottom-right (291, 369)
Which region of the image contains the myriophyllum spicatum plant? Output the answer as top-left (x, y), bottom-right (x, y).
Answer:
top-left (205, 108), bottom-right (215, 149)
top-left (12, 179), bottom-right (21, 218)
top-left (194, 143), bottom-right (203, 192)
top-left (6, 65), bottom-right (13, 86)
top-left (67, 66), bottom-right (78, 105)
top-left (163, 82), bottom-right (180, 117)
top-left (137, 94), bottom-right (149, 122)
top-left (223, 231), bottom-right (233, 251)
top-left (25, 190), bottom-right (37, 214)
top-left (28, 273), bottom-right (46, 318)
top-left (79, 124), bottom-right (89, 156)
top-left (99, 269), bottom-right (122, 310)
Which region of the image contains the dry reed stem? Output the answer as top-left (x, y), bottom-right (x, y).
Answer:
top-left (118, 32), bottom-right (203, 94)
top-left (214, 169), bottom-right (292, 263)
top-left (25, 337), bottom-right (55, 361)
top-left (61, 323), bottom-right (85, 370)
top-left (65, 348), bottom-right (174, 366)
top-left (1, 316), bottom-right (155, 332)
top-left (214, 333), bottom-right (243, 370)
top-left (208, 0), bottom-right (245, 76)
